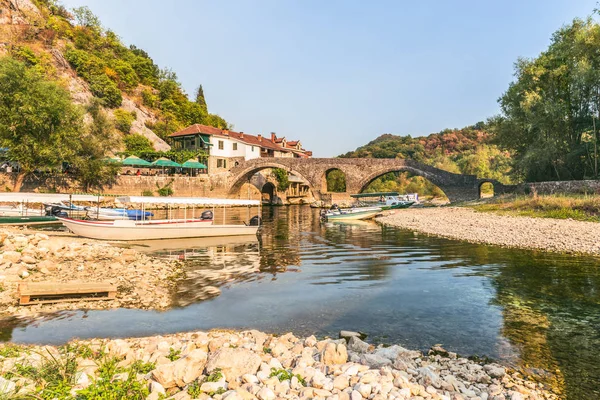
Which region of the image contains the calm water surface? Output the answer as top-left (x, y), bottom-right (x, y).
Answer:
top-left (2, 206), bottom-right (600, 399)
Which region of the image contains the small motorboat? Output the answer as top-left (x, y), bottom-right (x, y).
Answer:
top-left (46, 201), bottom-right (154, 221)
top-left (350, 192), bottom-right (417, 210)
top-left (320, 205), bottom-right (382, 221)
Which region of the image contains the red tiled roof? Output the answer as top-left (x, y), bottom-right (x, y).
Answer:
top-left (169, 124), bottom-right (224, 137)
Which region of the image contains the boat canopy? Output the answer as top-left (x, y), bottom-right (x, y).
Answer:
top-left (350, 192), bottom-right (400, 198)
top-left (0, 193), bottom-right (106, 203)
top-left (116, 196), bottom-right (260, 206)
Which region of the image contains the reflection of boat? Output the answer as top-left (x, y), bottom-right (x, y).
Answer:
top-left (321, 205), bottom-right (382, 221)
top-left (325, 219), bottom-right (379, 228)
top-left (350, 192), bottom-right (416, 210)
top-left (125, 235), bottom-right (260, 253)
top-left (59, 196), bottom-right (261, 241)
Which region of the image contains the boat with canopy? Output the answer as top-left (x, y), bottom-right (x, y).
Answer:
top-left (58, 196), bottom-right (261, 241)
top-left (0, 193), bottom-right (108, 225)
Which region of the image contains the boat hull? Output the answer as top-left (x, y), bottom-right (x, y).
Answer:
top-left (325, 209), bottom-right (381, 221)
top-left (58, 218), bottom-right (259, 241)
top-left (0, 216), bottom-right (58, 225)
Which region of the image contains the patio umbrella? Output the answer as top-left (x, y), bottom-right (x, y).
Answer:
top-left (181, 159), bottom-right (207, 169)
top-left (122, 155), bottom-right (152, 166)
top-left (151, 157), bottom-right (181, 167)
top-left (103, 156), bottom-right (122, 163)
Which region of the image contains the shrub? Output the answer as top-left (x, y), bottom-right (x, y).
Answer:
top-left (89, 74), bottom-right (122, 107)
top-left (141, 88), bottom-right (158, 108)
top-left (141, 189), bottom-right (154, 197)
top-left (166, 348), bottom-right (180, 361)
top-left (272, 168), bottom-right (290, 191)
top-left (113, 109), bottom-right (135, 133)
top-left (124, 134), bottom-right (154, 153)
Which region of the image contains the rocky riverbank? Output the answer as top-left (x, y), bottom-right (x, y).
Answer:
top-left (377, 207), bottom-right (600, 255)
top-left (0, 329), bottom-right (557, 400)
top-left (0, 228), bottom-right (184, 318)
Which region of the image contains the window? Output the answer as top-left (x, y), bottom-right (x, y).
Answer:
top-left (233, 143), bottom-right (238, 151)
top-left (251, 146), bottom-right (255, 152)
top-left (217, 159), bottom-right (227, 168)
top-left (218, 140), bottom-right (224, 150)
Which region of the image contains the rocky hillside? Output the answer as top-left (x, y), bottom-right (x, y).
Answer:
top-left (0, 0), bottom-right (228, 152)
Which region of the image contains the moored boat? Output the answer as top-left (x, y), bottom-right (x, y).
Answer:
top-left (321, 205), bottom-right (382, 221)
top-left (58, 196), bottom-right (261, 241)
top-left (350, 192), bottom-right (416, 210)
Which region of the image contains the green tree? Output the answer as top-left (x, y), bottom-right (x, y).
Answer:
top-left (326, 169), bottom-right (346, 192)
top-left (71, 6), bottom-right (102, 32)
top-left (70, 100), bottom-right (121, 191)
top-left (124, 134), bottom-right (154, 154)
top-left (0, 57), bottom-right (81, 190)
top-left (113, 108), bottom-right (136, 133)
top-left (271, 168), bottom-right (290, 191)
top-left (195, 84), bottom-right (207, 111)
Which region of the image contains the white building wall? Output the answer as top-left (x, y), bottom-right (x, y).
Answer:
top-left (210, 136), bottom-right (246, 158)
top-left (245, 144), bottom-right (260, 160)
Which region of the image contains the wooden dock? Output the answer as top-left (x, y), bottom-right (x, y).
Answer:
top-left (18, 282), bottom-right (117, 305)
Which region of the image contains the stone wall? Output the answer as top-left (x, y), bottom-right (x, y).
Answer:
top-left (522, 180), bottom-right (600, 195)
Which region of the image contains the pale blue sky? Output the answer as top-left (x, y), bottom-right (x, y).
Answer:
top-left (62, 0), bottom-right (598, 156)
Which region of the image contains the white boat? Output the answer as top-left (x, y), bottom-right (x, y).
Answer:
top-left (321, 205), bottom-right (382, 221)
top-left (0, 204), bottom-right (46, 217)
top-left (58, 196), bottom-right (261, 241)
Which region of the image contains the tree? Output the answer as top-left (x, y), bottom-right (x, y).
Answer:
top-left (69, 99), bottom-right (121, 192)
top-left (0, 57), bottom-right (81, 190)
top-left (195, 84), bottom-right (207, 111)
top-left (71, 6), bottom-right (102, 32)
top-left (124, 134), bottom-right (154, 154)
top-left (271, 168), bottom-right (290, 191)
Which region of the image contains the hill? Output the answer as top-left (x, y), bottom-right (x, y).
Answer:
top-left (0, 0), bottom-right (228, 152)
top-left (338, 125), bottom-right (513, 197)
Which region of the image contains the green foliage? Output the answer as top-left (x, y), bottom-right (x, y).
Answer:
top-left (0, 57), bottom-right (82, 189)
top-left (10, 45), bottom-right (40, 66)
top-left (272, 168), bottom-right (290, 191)
top-left (195, 84), bottom-right (207, 111)
top-left (0, 345), bottom-right (21, 358)
top-left (89, 74), bottom-right (122, 108)
top-left (76, 357), bottom-right (149, 399)
top-left (113, 109), bottom-right (135, 133)
top-left (72, 6), bottom-right (102, 31)
top-left (269, 368), bottom-right (307, 386)
top-left (141, 189), bottom-right (154, 196)
top-left (326, 169), bottom-right (346, 192)
top-left (473, 194), bottom-right (600, 222)
top-left (205, 368), bottom-right (223, 382)
top-left (69, 99), bottom-right (121, 191)
top-left (141, 88), bottom-right (158, 108)
top-left (187, 380), bottom-right (202, 397)
top-left (124, 133), bottom-right (154, 153)
top-left (166, 348), bottom-right (180, 361)
top-left (493, 14), bottom-right (600, 181)
top-left (263, 347), bottom-right (272, 354)
top-left (130, 360), bottom-right (155, 375)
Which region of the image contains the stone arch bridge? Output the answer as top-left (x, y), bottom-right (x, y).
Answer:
top-left (226, 158), bottom-right (511, 203)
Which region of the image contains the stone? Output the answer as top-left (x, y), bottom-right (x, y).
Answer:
top-left (484, 364), bottom-right (506, 378)
top-left (256, 387), bottom-right (276, 400)
top-left (347, 337), bottom-right (370, 353)
top-left (339, 330), bottom-right (366, 341)
top-left (106, 339), bottom-right (130, 359)
top-left (333, 375), bottom-right (349, 390)
top-left (152, 349), bottom-right (208, 388)
top-left (20, 255), bottom-right (36, 264)
top-left (359, 353), bottom-right (392, 368)
top-left (149, 380), bottom-right (165, 395)
top-left (321, 342), bottom-right (348, 365)
top-left (0, 376), bottom-right (15, 394)
top-left (206, 348), bottom-right (261, 380)
top-left (2, 251), bottom-right (20, 263)
top-left (354, 383), bottom-right (372, 397)
top-left (350, 389), bottom-right (362, 400)
top-left (75, 372), bottom-right (90, 388)
top-left (200, 381), bottom-right (227, 393)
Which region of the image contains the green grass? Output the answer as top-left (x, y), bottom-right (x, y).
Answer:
top-left (166, 348), bottom-right (181, 361)
top-left (471, 194), bottom-right (600, 222)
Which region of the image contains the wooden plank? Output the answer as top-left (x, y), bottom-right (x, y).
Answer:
top-left (17, 282), bottom-right (117, 306)
top-left (19, 282), bottom-right (115, 296)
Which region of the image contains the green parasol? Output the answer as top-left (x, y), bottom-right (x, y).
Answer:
top-left (122, 155), bottom-right (152, 166)
top-left (151, 157), bottom-right (181, 167)
top-left (181, 159), bottom-right (207, 169)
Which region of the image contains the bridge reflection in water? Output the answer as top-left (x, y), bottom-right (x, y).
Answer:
top-left (2, 206), bottom-right (600, 398)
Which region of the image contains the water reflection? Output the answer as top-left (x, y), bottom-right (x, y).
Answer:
top-left (2, 206), bottom-right (600, 398)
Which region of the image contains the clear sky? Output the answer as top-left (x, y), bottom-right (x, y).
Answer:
top-left (61, 0), bottom-right (598, 157)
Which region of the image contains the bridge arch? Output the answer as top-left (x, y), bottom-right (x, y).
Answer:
top-left (228, 161), bottom-right (315, 197)
top-left (357, 166), bottom-right (451, 197)
top-left (322, 168), bottom-right (347, 193)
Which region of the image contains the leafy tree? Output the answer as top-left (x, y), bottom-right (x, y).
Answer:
top-left (326, 169), bottom-right (346, 192)
top-left (271, 168), bottom-right (290, 191)
top-left (0, 57), bottom-right (81, 190)
top-left (69, 100), bottom-right (121, 192)
top-left (71, 6), bottom-right (102, 32)
top-left (124, 134), bottom-right (154, 153)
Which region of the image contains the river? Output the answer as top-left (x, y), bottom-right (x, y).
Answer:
top-left (1, 205), bottom-right (599, 399)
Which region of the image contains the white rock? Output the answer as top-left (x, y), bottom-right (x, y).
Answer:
top-left (354, 383), bottom-right (372, 398)
top-left (0, 376), bottom-right (15, 394)
top-left (256, 386), bottom-right (276, 400)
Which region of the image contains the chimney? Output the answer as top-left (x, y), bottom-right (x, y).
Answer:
top-left (223, 130), bottom-right (229, 136)
top-left (258, 134), bottom-right (262, 142)
top-left (271, 132), bottom-right (276, 141)
top-left (239, 132), bottom-right (244, 139)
